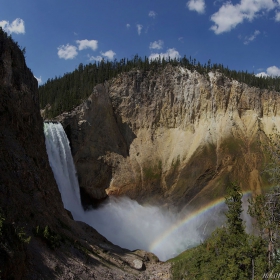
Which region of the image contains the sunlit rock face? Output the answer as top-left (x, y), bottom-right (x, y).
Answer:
top-left (58, 65), bottom-right (280, 209)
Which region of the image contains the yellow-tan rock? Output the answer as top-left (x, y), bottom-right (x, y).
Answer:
top-left (58, 65), bottom-right (280, 208)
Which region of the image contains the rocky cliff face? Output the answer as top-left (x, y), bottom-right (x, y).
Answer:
top-left (0, 30), bottom-right (169, 279)
top-left (0, 30), bottom-right (65, 277)
top-left (58, 64), bottom-right (280, 209)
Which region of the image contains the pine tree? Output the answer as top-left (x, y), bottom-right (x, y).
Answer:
top-left (225, 182), bottom-right (245, 235)
top-left (171, 183), bottom-right (267, 280)
top-left (248, 187), bottom-right (280, 271)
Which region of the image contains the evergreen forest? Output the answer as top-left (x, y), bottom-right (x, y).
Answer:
top-left (170, 133), bottom-right (280, 279)
top-left (170, 183), bottom-right (280, 280)
top-left (38, 55), bottom-right (280, 119)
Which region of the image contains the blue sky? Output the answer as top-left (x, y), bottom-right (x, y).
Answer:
top-left (1, 0), bottom-right (280, 85)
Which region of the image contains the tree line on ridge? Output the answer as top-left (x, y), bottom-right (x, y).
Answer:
top-left (38, 55), bottom-right (280, 119)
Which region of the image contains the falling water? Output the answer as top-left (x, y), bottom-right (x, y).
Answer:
top-left (44, 122), bottom-right (83, 220)
top-left (44, 122), bottom-right (230, 261)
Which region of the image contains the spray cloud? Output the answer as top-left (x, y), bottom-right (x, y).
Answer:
top-left (45, 123), bottom-right (252, 261)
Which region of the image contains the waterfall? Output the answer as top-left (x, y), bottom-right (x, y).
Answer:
top-left (43, 122), bottom-right (228, 261)
top-left (44, 122), bottom-right (83, 220)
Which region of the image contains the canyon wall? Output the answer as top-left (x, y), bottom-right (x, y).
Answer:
top-left (0, 30), bottom-right (167, 279)
top-left (58, 65), bottom-right (280, 209)
top-left (0, 29), bottom-right (67, 278)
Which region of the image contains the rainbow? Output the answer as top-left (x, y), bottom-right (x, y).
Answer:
top-left (149, 190), bottom-right (252, 253)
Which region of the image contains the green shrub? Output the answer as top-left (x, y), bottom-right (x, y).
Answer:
top-left (15, 226), bottom-right (31, 244)
top-left (33, 225), bottom-right (61, 249)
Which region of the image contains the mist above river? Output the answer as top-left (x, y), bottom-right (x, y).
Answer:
top-left (44, 122), bottom-right (252, 261)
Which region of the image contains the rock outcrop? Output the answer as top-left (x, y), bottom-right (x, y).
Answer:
top-left (0, 29), bottom-right (170, 279)
top-left (57, 65), bottom-right (280, 209)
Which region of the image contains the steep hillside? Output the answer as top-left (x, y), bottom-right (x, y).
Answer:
top-left (57, 65), bottom-right (280, 209)
top-left (0, 29), bottom-right (169, 279)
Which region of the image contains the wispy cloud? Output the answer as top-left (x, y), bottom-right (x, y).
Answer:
top-left (178, 37), bottom-right (184, 43)
top-left (76, 39), bottom-right (98, 51)
top-left (244, 30), bottom-right (260, 45)
top-left (34, 75), bottom-right (43, 85)
top-left (187, 0), bottom-right (206, 14)
top-left (210, 0), bottom-right (276, 34)
top-left (88, 55), bottom-right (103, 62)
top-left (276, 11), bottom-right (280, 21)
top-left (149, 40), bottom-right (164, 50)
top-left (0, 18), bottom-right (25, 34)
top-left (126, 23), bottom-right (130, 28)
top-left (100, 50), bottom-right (116, 60)
top-left (213, 0), bottom-right (223, 6)
top-left (57, 44), bottom-right (78, 60)
top-left (88, 50), bottom-right (116, 61)
top-left (136, 24), bottom-right (143, 35)
top-left (148, 11), bottom-right (157, 18)
top-left (149, 48), bottom-right (180, 61)
top-left (58, 39), bottom-right (115, 61)
top-left (256, 66), bottom-right (280, 77)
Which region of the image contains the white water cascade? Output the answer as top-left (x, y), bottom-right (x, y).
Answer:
top-left (44, 122), bottom-right (83, 220)
top-left (44, 122), bottom-right (229, 261)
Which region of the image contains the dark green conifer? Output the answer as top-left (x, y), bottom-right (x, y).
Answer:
top-left (225, 182), bottom-right (245, 235)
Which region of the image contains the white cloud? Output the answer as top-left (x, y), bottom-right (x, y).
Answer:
top-left (57, 44), bottom-right (78, 60)
top-left (276, 11), bottom-right (280, 21)
top-left (255, 72), bottom-right (268, 77)
top-left (137, 24), bottom-right (143, 35)
top-left (256, 66), bottom-right (280, 77)
top-left (0, 21), bottom-right (8, 30)
top-left (34, 75), bottom-right (42, 85)
top-left (149, 48), bottom-right (180, 61)
top-left (100, 50), bottom-right (116, 60)
top-left (244, 29), bottom-right (260, 45)
top-left (267, 66), bottom-right (280, 76)
top-left (88, 50), bottom-right (116, 61)
top-left (149, 11), bottom-right (157, 18)
top-left (0, 18), bottom-right (25, 34)
top-left (89, 55), bottom-right (103, 62)
top-left (149, 40), bottom-right (164, 50)
top-left (187, 0), bottom-right (206, 14)
top-left (76, 39), bottom-right (98, 51)
top-left (210, 3), bottom-right (246, 34)
top-left (210, 0), bottom-right (276, 34)
top-left (126, 23), bottom-right (130, 28)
